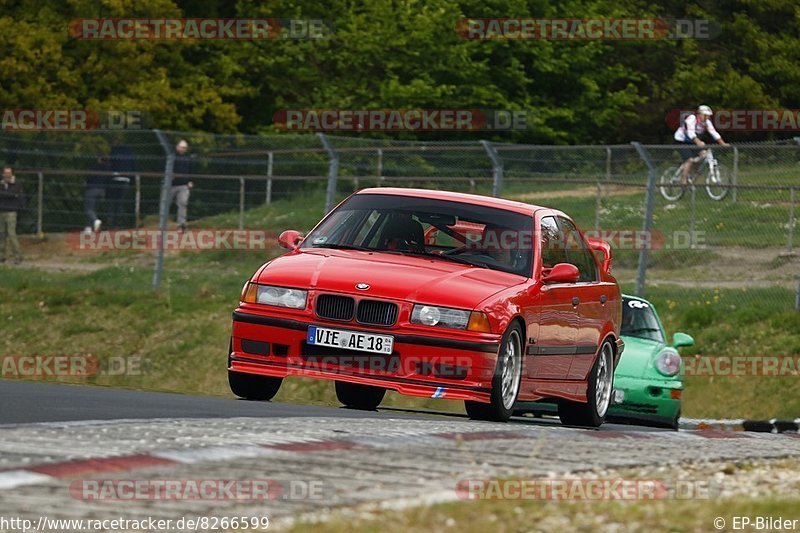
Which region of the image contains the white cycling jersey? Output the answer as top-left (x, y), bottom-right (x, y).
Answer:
top-left (674, 113), bottom-right (721, 142)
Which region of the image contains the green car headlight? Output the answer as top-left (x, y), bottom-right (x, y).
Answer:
top-left (655, 351), bottom-right (681, 376)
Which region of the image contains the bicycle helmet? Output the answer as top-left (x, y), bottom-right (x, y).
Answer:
top-left (697, 105), bottom-right (713, 116)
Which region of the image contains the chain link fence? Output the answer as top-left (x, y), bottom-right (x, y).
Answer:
top-left (1, 130), bottom-right (797, 307)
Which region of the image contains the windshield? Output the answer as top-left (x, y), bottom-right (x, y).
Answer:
top-left (300, 193), bottom-right (534, 277)
top-left (621, 297), bottom-right (665, 343)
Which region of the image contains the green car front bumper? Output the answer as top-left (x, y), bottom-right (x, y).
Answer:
top-left (607, 375), bottom-right (681, 428)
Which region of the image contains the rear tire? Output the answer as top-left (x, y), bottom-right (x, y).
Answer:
top-left (228, 371), bottom-right (283, 401)
top-left (335, 381), bottom-right (386, 410)
top-left (558, 340), bottom-right (614, 427)
top-left (465, 323), bottom-right (523, 422)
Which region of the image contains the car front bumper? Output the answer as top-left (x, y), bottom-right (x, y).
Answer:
top-left (606, 375), bottom-right (682, 425)
top-left (229, 309), bottom-right (502, 403)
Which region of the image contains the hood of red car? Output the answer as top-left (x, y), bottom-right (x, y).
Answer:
top-left (256, 249), bottom-right (525, 309)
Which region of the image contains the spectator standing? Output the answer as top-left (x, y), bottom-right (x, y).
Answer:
top-left (170, 139), bottom-right (193, 232)
top-left (84, 155), bottom-right (110, 234)
top-left (0, 166), bottom-right (25, 264)
top-left (107, 139), bottom-right (136, 228)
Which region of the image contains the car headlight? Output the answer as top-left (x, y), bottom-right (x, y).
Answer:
top-left (655, 351), bottom-right (682, 376)
top-left (411, 305), bottom-right (470, 330)
top-left (242, 282), bottom-right (307, 309)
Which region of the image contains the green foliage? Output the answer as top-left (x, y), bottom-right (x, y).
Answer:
top-left (2, 1), bottom-right (798, 141)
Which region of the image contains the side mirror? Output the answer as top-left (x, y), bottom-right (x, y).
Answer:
top-left (672, 332), bottom-right (694, 348)
top-left (542, 263), bottom-right (580, 284)
top-left (278, 230), bottom-right (304, 250)
top-left (586, 237), bottom-right (612, 273)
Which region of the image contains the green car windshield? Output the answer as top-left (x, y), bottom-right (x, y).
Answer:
top-left (621, 297), bottom-right (665, 343)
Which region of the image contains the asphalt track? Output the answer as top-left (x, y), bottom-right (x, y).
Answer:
top-left (0, 380), bottom-right (663, 431)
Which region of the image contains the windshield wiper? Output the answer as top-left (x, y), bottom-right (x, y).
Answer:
top-left (400, 250), bottom-right (489, 269)
top-left (310, 243), bottom-right (373, 252)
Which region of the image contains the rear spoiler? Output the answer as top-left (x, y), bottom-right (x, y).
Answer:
top-left (586, 237), bottom-right (612, 273)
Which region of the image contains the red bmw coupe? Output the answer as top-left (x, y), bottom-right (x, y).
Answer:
top-left (229, 188), bottom-right (623, 425)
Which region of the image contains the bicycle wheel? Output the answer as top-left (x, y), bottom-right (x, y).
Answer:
top-left (659, 166), bottom-right (684, 201)
top-left (705, 163), bottom-right (729, 201)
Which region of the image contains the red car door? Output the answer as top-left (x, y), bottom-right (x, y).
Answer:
top-left (523, 215), bottom-right (577, 381)
top-left (557, 216), bottom-right (606, 380)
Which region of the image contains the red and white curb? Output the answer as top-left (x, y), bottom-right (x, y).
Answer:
top-left (680, 418), bottom-right (800, 433)
top-left (1, 425), bottom-right (796, 492)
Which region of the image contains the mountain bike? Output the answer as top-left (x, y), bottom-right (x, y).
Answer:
top-left (659, 149), bottom-right (729, 201)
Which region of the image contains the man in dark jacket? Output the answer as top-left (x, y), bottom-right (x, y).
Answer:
top-left (170, 139), bottom-right (193, 231)
top-left (0, 166), bottom-right (25, 264)
top-left (107, 140), bottom-right (136, 228)
top-left (84, 155), bottom-right (111, 233)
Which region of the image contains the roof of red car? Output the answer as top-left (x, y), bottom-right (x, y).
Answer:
top-left (356, 188), bottom-right (544, 216)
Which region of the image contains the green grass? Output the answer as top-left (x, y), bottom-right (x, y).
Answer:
top-left (291, 485), bottom-right (800, 532)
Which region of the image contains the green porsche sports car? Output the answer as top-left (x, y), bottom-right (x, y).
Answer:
top-left (514, 294), bottom-right (694, 429)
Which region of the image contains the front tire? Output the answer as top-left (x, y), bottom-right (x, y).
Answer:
top-left (465, 324), bottom-right (523, 422)
top-left (659, 166), bottom-right (684, 201)
top-left (335, 381), bottom-right (386, 410)
top-left (228, 371), bottom-right (283, 401)
top-left (705, 163), bottom-right (729, 200)
top-left (558, 340), bottom-right (614, 427)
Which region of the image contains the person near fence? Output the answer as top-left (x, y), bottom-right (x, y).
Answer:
top-left (107, 138), bottom-right (136, 228)
top-left (84, 155), bottom-right (111, 234)
top-left (673, 105), bottom-right (729, 184)
top-left (0, 166), bottom-right (25, 264)
top-left (170, 139), bottom-right (193, 232)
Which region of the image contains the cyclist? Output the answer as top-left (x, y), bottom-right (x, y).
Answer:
top-left (673, 105), bottom-right (729, 184)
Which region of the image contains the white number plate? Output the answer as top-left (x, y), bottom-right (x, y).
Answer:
top-left (307, 325), bottom-right (393, 354)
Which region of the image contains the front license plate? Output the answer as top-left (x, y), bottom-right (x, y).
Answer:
top-left (307, 326), bottom-right (393, 354)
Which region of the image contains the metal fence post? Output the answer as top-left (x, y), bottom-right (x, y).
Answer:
top-left (689, 183), bottom-right (697, 248)
top-left (318, 133), bottom-right (339, 214)
top-left (732, 145), bottom-right (739, 203)
top-left (36, 172), bottom-right (43, 239)
top-left (480, 140), bottom-right (504, 197)
top-left (239, 177), bottom-right (246, 230)
top-left (152, 129), bottom-right (174, 290)
top-left (632, 142), bottom-right (657, 297)
top-left (796, 276), bottom-right (800, 312)
top-left (788, 187), bottom-right (796, 256)
top-left (377, 148), bottom-right (384, 186)
top-left (265, 151), bottom-right (273, 204)
top-left (594, 181), bottom-right (602, 231)
top-left (605, 146), bottom-right (612, 181)
top-left (134, 175), bottom-right (141, 228)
